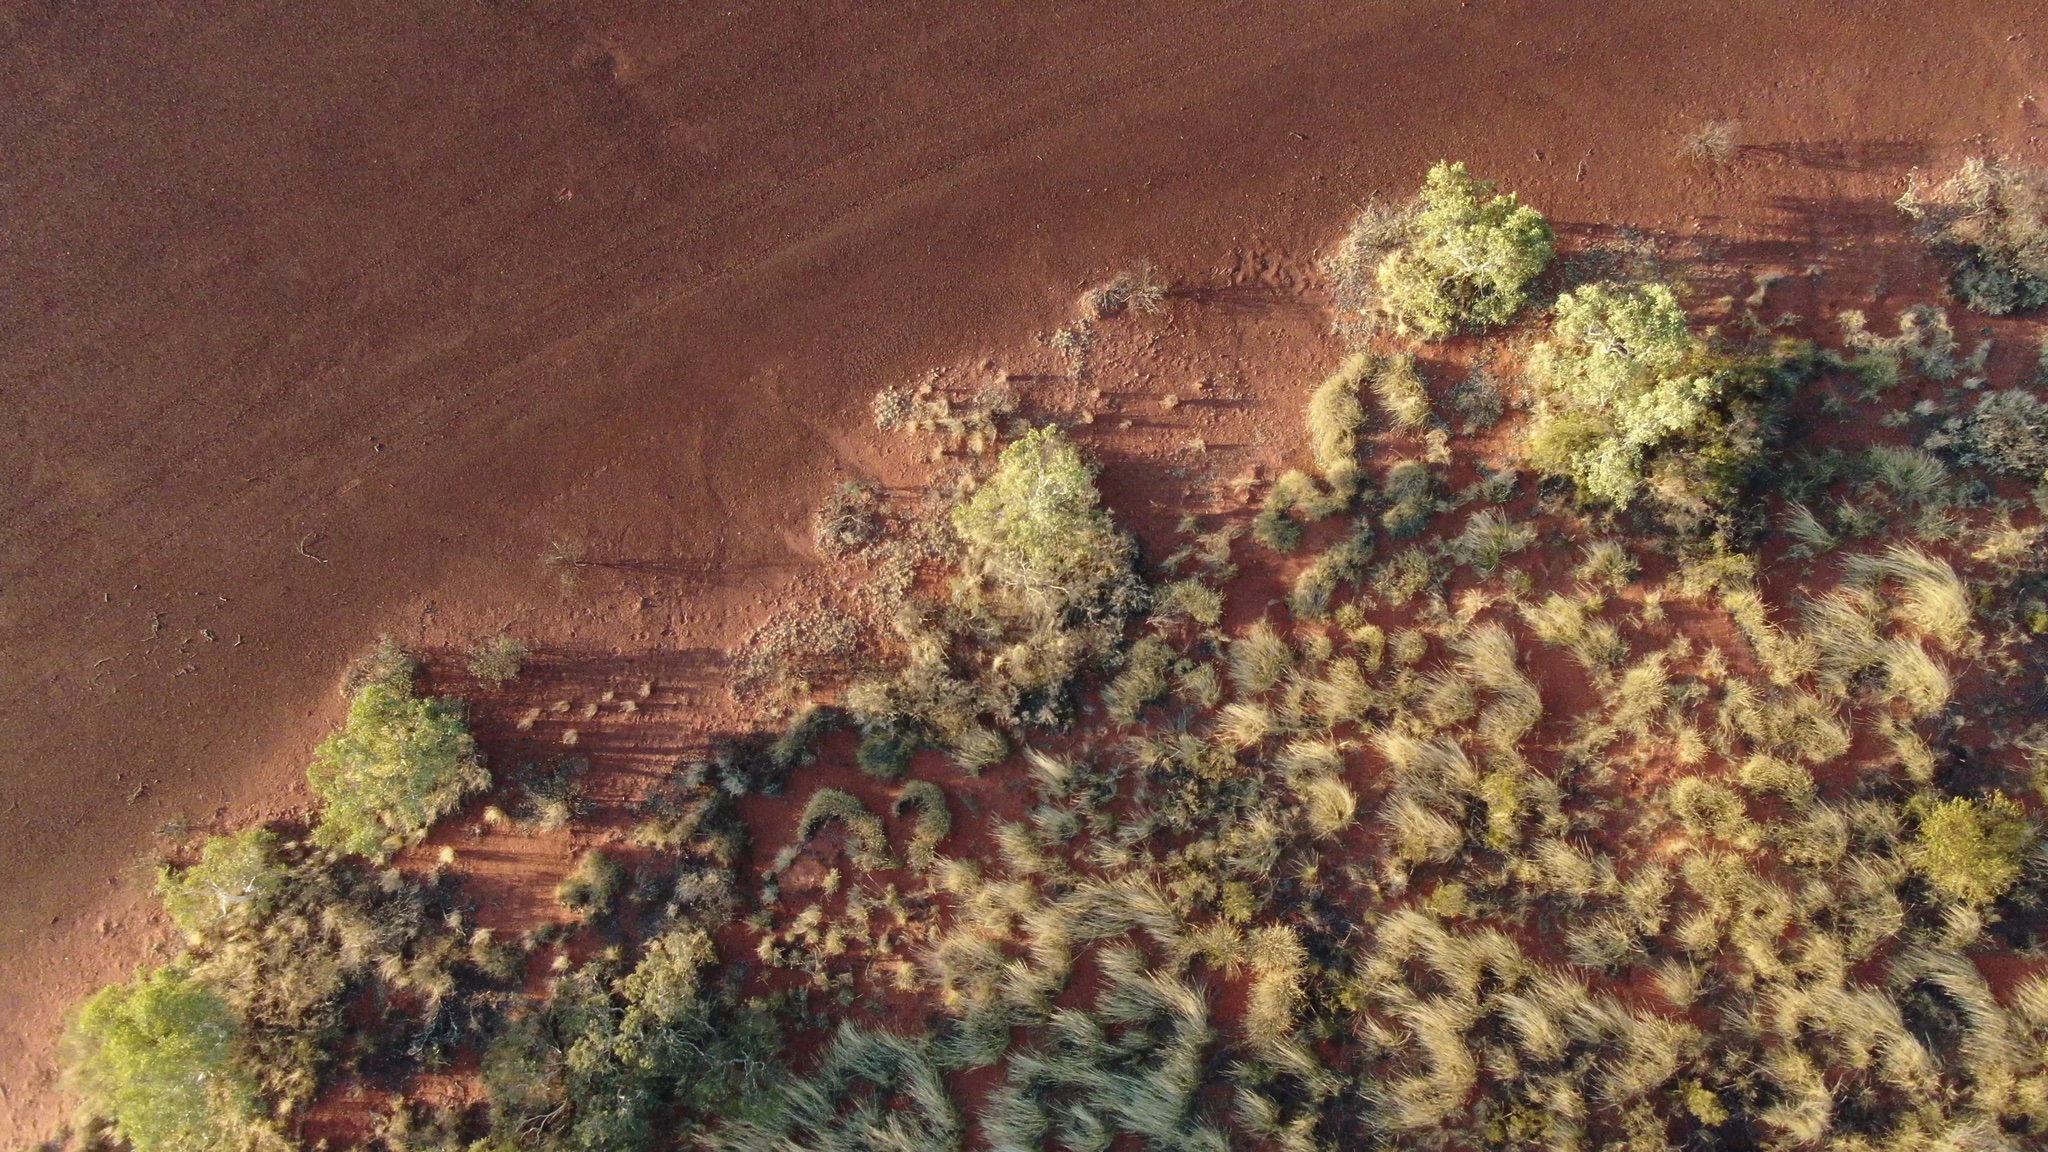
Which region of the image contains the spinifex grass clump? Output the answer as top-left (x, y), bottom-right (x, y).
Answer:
top-left (1327, 161), bottom-right (1555, 340)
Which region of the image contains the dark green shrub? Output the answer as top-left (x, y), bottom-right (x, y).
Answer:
top-left (63, 966), bottom-right (261, 1152)
top-left (1898, 157), bottom-right (2048, 315)
top-left (1958, 388), bottom-right (2048, 477)
top-left (855, 724), bottom-right (919, 780)
top-left (308, 668), bottom-right (488, 861)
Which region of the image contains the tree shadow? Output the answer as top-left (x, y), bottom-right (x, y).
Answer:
top-left (1737, 138), bottom-right (1933, 174)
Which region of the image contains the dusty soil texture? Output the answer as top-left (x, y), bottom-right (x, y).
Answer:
top-left (2, 0), bottom-right (2043, 1137)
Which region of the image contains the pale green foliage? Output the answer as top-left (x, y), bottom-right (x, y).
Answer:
top-left (157, 827), bottom-right (287, 940)
top-left (1369, 162), bottom-right (1555, 340)
top-left (307, 675), bottom-right (488, 861)
top-left (1908, 792), bottom-right (2031, 905)
top-left (1369, 354), bottom-right (1434, 430)
top-left (1306, 353), bottom-right (1371, 479)
top-left (1450, 509), bottom-right (1535, 573)
top-left (65, 966), bottom-right (259, 1152)
top-left (1898, 156), bottom-right (2048, 314)
top-left (952, 426), bottom-right (1138, 623)
top-left (1526, 281), bottom-right (1791, 512)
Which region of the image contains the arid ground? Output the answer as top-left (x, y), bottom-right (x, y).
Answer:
top-left (3, 0), bottom-right (2044, 1139)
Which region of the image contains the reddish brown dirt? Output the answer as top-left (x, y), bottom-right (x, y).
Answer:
top-left (3, 0), bottom-right (2045, 1138)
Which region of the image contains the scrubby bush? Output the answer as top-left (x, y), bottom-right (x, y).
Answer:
top-left (814, 480), bottom-right (886, 557)
top-left (1526, 281), bottom-right (1805, 514)
top-left (63, 966), bottom-right (261, 1152)
top-left (156, 827), bottom-right (287, 940)
top-left (1328, 162), bottom-right (1554, 340)
top-left (1958, 388), bottom-right (2048, 477)
top-left (1908, 791), bottom-right (2031, 905)
top-left (952, 426), bottom-right (1140, 624)
top-left (1898, 157), bottom-right (2048, 314)
top-left (467, 633), bottom-right (529, 687)
top-left (307, 658), bottom-right (488, 861)
top-left (556, 849), bottom-right (626, 918)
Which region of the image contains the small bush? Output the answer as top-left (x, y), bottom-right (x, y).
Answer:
top-left (156, 827), bottom-right (287, 940)
top-left (952, 426), bottom-right (1139, 623)
top-left (856, 723), bottom-right (920, 780)
top-left (465, 633), bottom-right (528, 687)
top-left (307, 669), bottom-right (488, 861)
top-left (63, 966), bottom-right (260, 1152)
top-left (1898, 157), bottom-right (2048, 315)
top-left (1307, 354), bottom-right (1372, 478)
top-left (1332, 162), bottom-right (1555, 340)
top-left (556, 849), bottom-right (626, 917)
top-left (1908, 791), bottom-right (2031, 905)
top-left (1526, 281), bottom-right (1803, 513)
top-left (1370, 354), bottom-right (1434, 431)
top-left (1959, 388), bottom-right (2048, 477)
top-left (815, 480), bottom-right (886, 557)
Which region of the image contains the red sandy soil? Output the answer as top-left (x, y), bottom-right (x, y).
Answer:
top-left (3, 0), bottom-right (2045, 1138)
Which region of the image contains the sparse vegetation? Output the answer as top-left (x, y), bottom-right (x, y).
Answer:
top-left (1898, 156), bottom-right (2048, 314)
top-left (50, 159), bottom-right (2048, 1152)
top-left (466, 633), bottom-right (529, 687)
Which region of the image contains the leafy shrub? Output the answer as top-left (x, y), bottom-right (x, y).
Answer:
top-left (1898, 157), bottom-right (2048, 314)
top-left (1329, 162), bottom-right (1555, 340)
top-left (952, 426), bottom-right (1139, 624)
top-left (556, 850), bottom-right (626, 918)
top-left (308, 670), bottom-right (488, 861)
top-left (1958, 388), bottom-right (2048, 477)
top-left (1526, 281), bottom-right (1804, 514)
top-left (157, 827), bottom-right (287, 940)
top-left (855, 723), bottom-right (919, 780)
top-left (467, 634), bottom-right (529, 687)
top-left (1908, 791), bottom-right (2031, 905)
top-left (64, 966), bottom-right (261, 1152)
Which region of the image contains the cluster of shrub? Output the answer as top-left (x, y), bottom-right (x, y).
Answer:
top-left (49, 152), bottom-right (2048, 1152)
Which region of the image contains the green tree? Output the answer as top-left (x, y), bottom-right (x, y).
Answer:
top-left (951, 426), bottom-right (1138, 622)
top-left (64, 966), bottom-right (260, 1152)
top-left (1526, 281), bottom-right (1803, 514)
top-left (308, 676), bottom-right (488, 860)
top-left (1373, 162), bottom-right (1555, 340)
top-left (157, 827), bottom-right (287, 940)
